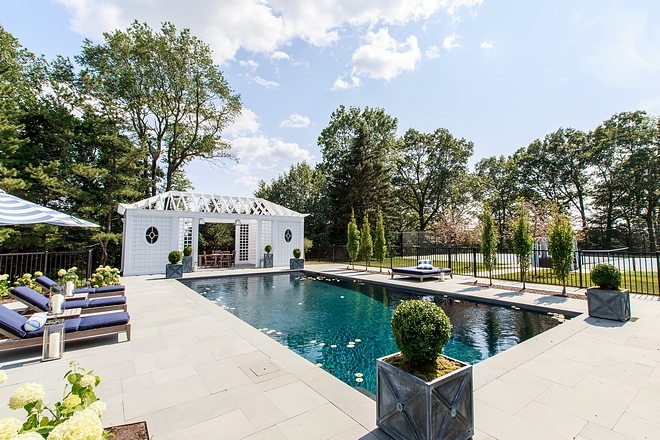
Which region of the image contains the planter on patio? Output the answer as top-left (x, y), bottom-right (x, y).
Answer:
top-left (182, 256), bottom-right (193, 273)
top-left (289, 258), bottom-right (304, 270)
top-left (264, 253), bottom-right (274, 268)
top-left (165, 263), bottom-right (183, 279)
top-left (587, 288), bottom-right (631, 322)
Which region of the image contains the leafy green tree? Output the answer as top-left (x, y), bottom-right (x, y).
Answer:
top-left (480, 202), bottom-right (498, 286)
top-left (511, 200), bottom-right (534, 289)
top-left (347, 209), bottom-right (360, 269)
top-left (78, 21), bottom-right (242, 197)
top-left (360, 212), bottom-right (373, 270)
top-left (374, 208), bottom-right (388, 272)
top-left (548, 208), bottom-right (575, 295)
top-left (392, 128), bottom-right (473, 231)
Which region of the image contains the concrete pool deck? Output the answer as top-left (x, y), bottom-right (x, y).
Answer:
top-left (0, 264), bottom-right (658, 439)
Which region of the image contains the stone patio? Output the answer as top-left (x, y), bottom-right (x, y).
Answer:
top-left (1, 264), bottom-right (660, 439)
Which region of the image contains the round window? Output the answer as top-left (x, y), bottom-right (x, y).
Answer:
top-left (284, 229), bottom-right (292, 243)
top-left (145, 226), bottom-right (159, 244)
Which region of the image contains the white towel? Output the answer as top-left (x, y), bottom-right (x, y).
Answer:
top-left (24, 312), bottom-right (48, 331)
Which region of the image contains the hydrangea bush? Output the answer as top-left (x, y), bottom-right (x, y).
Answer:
top-left (0, 362), bottom-right (108, 440)
top-left (0, 274), bottom-right (9, 299)
top-left (57, 268), bottom-right (79, 286)
top-left (12, 272), bottom-right (44, 293)
top-left (88, 267), bottom-right (120, 288)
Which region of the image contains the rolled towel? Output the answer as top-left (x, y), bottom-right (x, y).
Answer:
top-left (24, 312), bottom-right (48, 331)
top-left (417, 259), bottom-right (434, 269)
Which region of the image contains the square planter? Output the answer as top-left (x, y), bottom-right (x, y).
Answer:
top-left (182, 256), bottom-right (193, 273)
top-left (587, 288), bottom-right (631, 322)
top-left (166, 264), bottom-right (183, 279)
top-left (377, 353), bottom-right (473, 440)
top-left (264, 254), bottom-right (274, 268)
top-left (290, 258), bottom-right (304, 270)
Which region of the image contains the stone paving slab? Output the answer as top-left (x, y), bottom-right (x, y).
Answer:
top-left (1, 264), bottom-right (660, 439)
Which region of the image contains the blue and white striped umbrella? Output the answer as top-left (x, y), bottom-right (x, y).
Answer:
top-left (0, 191), bottom-right (99, 227)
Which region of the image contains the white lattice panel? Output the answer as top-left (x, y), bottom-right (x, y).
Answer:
top-left (125, 216), bottom-right (173, 275)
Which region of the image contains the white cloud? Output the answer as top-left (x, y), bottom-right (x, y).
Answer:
top-left (332, 76), bottom-right (361, 90)
top-left (271, 51), bottom-right (290, 60)
top-left (280, 114), bottom-right (311, 128)
top-left (223, 108), bottom-right (260, 137)
top-left (55, 0), bottom-right (482, 63)
top-left (480, 41), bottom-right (493, 49)
top-left (351, 28), bottom-right (421, 81)
top-left (426, 45), bottom-right (440, 59)
top-left (442, 33), bottom-right (461, 51)
top-left (252, 75), bottom-right (280, 88)
top-left (231, 136), bottom-right (313, 163)
top-left (239, 60), bottom-right (258, 70)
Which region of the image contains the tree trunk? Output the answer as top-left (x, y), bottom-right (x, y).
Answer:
top-left (646, 209), bottom-right (657, 252)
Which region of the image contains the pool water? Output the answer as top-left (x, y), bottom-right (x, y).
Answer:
top-left (182, 272), bottom-right (565, 394)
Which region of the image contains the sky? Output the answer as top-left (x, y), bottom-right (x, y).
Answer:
top-left (2, 0), bottom-right (660, 198)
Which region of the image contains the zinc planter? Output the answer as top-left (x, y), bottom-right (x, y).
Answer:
top-left (264, 254), bottom-right (274, 268)
top-left (166, 264), bottom-right (183, 279)
top-left (587, 288), bottom-right (631, 322)
top-left (182, 256), bottom-right (193, 273)
top-left (290, 258), bottom-right (304, 270)
top-left (376, 354), bottom-right (473, 440)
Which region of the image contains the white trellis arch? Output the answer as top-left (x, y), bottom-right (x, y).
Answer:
top-left (117, 191), bottom-right (307, 275)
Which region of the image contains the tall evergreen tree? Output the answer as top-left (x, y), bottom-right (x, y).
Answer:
top-left (347, 209), bottom-right (360, 269)
top-left (480, 202), bottom-right (498, 285)
top-left (360, 212), bottom-right (373, 270)
top-left (374, 208), bottom-right (388, 272)
top-left (548, 208), bottom-right (575, 295)
top-left (511, 200), bottom-right (534, 290)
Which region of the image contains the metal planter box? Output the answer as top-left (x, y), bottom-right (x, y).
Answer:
top-left (290, 258), bottom-right (304, 270)
top-left (182, 256), bottom-right (193, 273)
top-left (377, 353), bottom-right (473, 440)
top-left (264, 254), bottom-right (274, 268)
top-left (587, 288), bottom-right (631, 322)
top-left (165, 264), bottom-right (183, 279)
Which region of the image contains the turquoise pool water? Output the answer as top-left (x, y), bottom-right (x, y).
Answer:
top-left (182, 272), bottom-right (564, 394)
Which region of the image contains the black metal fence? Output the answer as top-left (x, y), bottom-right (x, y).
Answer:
top-left (306, 245), bottom-right (660, 295)
top-left (0, 248), bottom-right (100, 282)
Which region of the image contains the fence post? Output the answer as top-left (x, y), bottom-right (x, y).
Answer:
top-left (43, 251), bottom-right (49, 275)
top-left (332, 245), bottom-right (335, 263)
top-left (390, 246), bottom-right (393, 269)
top-left (87, 248), bottom-right (94, 279)
top-left (578, 250), bottom-right (583, 288)
top-left (473, 247), bottom-right (477, 278)
top-left (447, 248), bottom-right (452, 271)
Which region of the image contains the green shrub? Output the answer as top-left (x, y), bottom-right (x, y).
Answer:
top-left (590, 263), bottom-right (621, 290)
top-left (168, 250), bottom-right (183, 265)
top-left (264, 244), bottom-right (272, 254)
top-left (391, 300), bottom-right (452, 365)
top-left (293, 248), bottom-right (301, 259)
top-left (183, 246), bottom-right (193, 257)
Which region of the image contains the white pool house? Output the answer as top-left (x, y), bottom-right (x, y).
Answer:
top-left (117, 191), bottom-right (307, 276)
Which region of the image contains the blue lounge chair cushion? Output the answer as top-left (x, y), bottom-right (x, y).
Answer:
top-left (0, 305), bottom-right (28, 338)
top-left (94, 285), bottom-right (125, 294)
top-left (64, 300), bottom-right (90, 309)
top-left (35, 276), bottom-right (57, 289)
top-left (25, 318), bottom-right (82, 338)
top-left (73, 288), bottom-right (96, 294)
top-left (88, 296), bottom-right (126, 308)
top-left (36, 276), bottom-right (125, 295)
top-left (11, 286), bottom-right (50, 312)
top-left (24, 313), bottom-right (48, 331)
top-left (78, 312), bottom-right (130, 331)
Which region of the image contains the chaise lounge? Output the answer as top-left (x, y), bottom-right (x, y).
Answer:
top-left (391, 260), bottom-right (453, 282)
top-left (9, 286), bottom-right (127, 315)
top-left (35, 276), bottom-right (125, 298)
top-left (0, 304), bottom-right (131, 351)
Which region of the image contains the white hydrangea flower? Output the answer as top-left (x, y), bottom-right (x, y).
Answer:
top-left (11, 432), bottom-right (45, 440)
top-left (46, 409), bottom-right (102, 440)
top-left (0, 370), bottom-right (7, 384)
top-left (0, 417), bottom-right (22, 440)
top-left (87, 401), bottom-right (106, 417)
top-left (8, 384), bottom-right (44, 410)
top-left (79, 374), bottom-right (95, 388)
top-left (57, 270), bottom-right (66, 278)
top-left (61, 395), bottom-right (81, 409)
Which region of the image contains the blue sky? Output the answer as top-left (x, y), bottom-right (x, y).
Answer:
top-left (2, 0), bottom-right (659, 197)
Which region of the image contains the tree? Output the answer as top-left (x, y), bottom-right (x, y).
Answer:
top-left (392, 128), bottom-right (473, 231)
top-left (374, 208), bottom-right (388, 272)
top-left (480, 202), bottom-right (498, 286)
top-left (511, 200), bottom-right (534, 289)
top-left (360, 212), bottom-right (373, 270)
top-left (347, 209), bottom-right (360, 269)
top-left (78, 21), bottom-right (242, 197)
top-left (548, 208), bottom-right (575, 295)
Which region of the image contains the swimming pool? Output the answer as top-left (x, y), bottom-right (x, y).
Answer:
top-left (182, 272), bottom-right (565, 394)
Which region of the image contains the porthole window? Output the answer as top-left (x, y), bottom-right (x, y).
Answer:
top-left (145, 226), bottom-right (159, 244)
top-left (284, 229), bottom-right (292, 243)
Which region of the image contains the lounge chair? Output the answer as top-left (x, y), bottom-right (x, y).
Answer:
top-left (0, 304), bottom-right (130, 351)
top-left (35, 276), bottom-right (125, 298)
top-left (391, 266), bottom-right (453, 282)
top-left (9, 286), bottom-right (127, 315)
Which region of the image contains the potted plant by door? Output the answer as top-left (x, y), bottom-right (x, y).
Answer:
top-left (166, 250), bottom-right (183, 279)
top-left (290, 248), bottom-right (304, 270)
top-left (587, 263), bottom-right (631, 321)
top-left (263, 244), bottom-right (274, 268)
top-left (377, 300), bottom-right (473, 440)
top-left (182, 246), bottom-right (193, 273)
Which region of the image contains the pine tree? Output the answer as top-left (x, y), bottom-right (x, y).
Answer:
top-left (480, 202), bottom-right (498, 285)
top-left (374, 208), bottom-right (387, 272)
top-left (360, 212), bottom-right (373, 270)
top-left (511, 200), bottom-right (534, 289)
top-left (347, 209), bottom-right (360, 269)
top-left (548, 208), bottom-right (575, 295)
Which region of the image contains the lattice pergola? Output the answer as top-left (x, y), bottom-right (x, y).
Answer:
top-left (118, 191), bottom-right (305, 217)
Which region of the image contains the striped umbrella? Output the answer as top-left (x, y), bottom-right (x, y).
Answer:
top-left (0, 191), bottom-right (99, 227)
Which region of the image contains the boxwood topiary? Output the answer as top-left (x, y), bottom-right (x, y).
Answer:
top-left (590, 263), bottom-right (622, 290)
top-left (183, 246), bottom-right (193, 257)
top-left (264, 244), bottom-right (272, 254)
top-left (391, 299), bottom-right (452, 365)
top-left (168, 250), bottom-right (183, 265)
top-left (293, 248), bottom-right (301, 259)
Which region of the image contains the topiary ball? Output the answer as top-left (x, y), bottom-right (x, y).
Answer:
top-left (391, 300), bottom-right (452, 365)
top-left (264, 244), bottom-right (272, 254)
top-left (293, 248), bottom-right (301, 259)
top-left (183, 246), bottom-right (193, 257)
top-left (590, 263), bottom-right (621, 290)
top-left (168, 250), bottom-right (183, 265)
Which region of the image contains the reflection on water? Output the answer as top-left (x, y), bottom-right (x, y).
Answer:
top-left (182, 273), bottom-right (565, 394)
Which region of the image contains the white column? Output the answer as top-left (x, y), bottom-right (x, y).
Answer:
top-left (256, 219), bottom-right (262, 268)
top-left (192, 218), bottom-right (200, 266)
